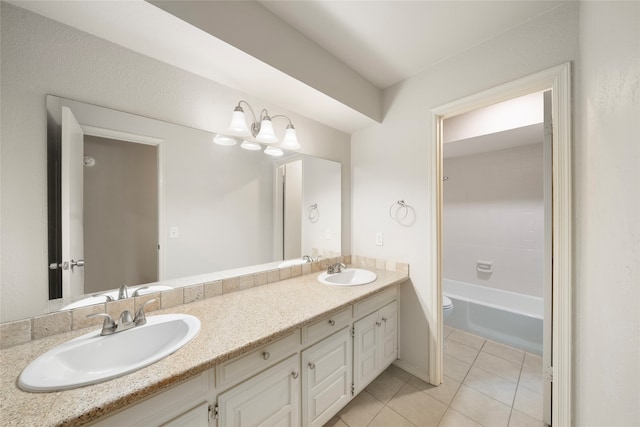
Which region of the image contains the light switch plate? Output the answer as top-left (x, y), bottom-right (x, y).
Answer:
top-left (169, 227), bottom-right (179, 239)
top-left (376, 232), bottom-right (383, 246)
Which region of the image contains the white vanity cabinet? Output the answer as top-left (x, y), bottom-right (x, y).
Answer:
top-left (216, 354), bottom-right (300, 427)
top-left (89, 285), bottom-right (400, 427)
top-left (90, 370), bottom-right (214, 427)
top-left (301, 326), bottom-right (352, 427)
top-left (353, 298), bottom-right (398, 393)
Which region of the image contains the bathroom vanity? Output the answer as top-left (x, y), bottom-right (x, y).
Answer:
top-left (0, 267), bottom-right (407, 427)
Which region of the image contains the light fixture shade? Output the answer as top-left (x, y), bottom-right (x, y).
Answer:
top-left (213, 134), bottom-right (237, 146)
top-left (240, 140), bottom-right (262, 151)
top-left (226, 109), bottom-right (252, 137)
top-left (280, 126), bottom-right (300, 150)
top-left (255, 119), bottom-right (278, 144)
top-left (264, 146), bottom-right (284, 157)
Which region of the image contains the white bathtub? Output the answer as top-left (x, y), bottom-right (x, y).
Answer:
top-left (444, 279), bottom-right (543, 355)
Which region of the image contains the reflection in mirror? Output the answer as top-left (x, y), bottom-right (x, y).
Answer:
top-left (46, 96), bottom-right (341, 309)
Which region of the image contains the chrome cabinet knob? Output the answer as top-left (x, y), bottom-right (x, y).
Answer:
top-left (328, 319), bottom-right (335, 326)
top-left (308, 362), bottom-right (316, 370)
top-left (262, 351), bottom-right (270, 360)
top-left (381, 317), bottom-right (388, 323)
top-left (376, 321), bottom-right (382, 327)
top-left (291, 371), bottom-right (299, 379)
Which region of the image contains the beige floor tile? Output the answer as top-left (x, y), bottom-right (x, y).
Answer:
top-left (473, 352), bottom-right (522, 383)
top-left (408, 375), bottom-right (461, 406)
top-left (323, 415), bottom-right (348, 427)
top-left (482, 340), bottom-right (525, 365)
top-left (513, 384), bottom-right (543, 421)
top-left (387, 384), bottom-right (447, 427)
top-left (447, 329), bottom-right (486, 349)
top-left (445, 339), bottom-right (481, 364)
top-left (450, 385), bottom-right (511, 427)
top-left (367, 407), bottom-right (415, 427)
top-left (365, 371), bottom-right (405, 403)
top-left (463, 366), bottom-right (517, 406)
top-left (518, 365), bottom-right (543, 394)
top-left (444, 325), bottom-right (455, 338)
top-left (384, 364), bottom-right (413, 382)
top-left (523, 352), bottom-right (543, 372)
top-left (337, 391), bottom-right (384, 427)
top-left (509, 409), bottom-right (546, 427)
top-left (438, 408), bottom-right (483, 427)
top-left (444, 354), bottom-right (472, 382)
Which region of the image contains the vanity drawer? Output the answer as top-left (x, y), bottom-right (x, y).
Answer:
top-left (216, 330), bottom-right (300, 389)
top-left (353, 287), bottom-right (398, 319)
top-left (301, 307), bottom-right (352, 345)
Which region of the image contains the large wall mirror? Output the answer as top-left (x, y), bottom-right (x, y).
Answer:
top-left (46, 96), bottom-right (341, 309)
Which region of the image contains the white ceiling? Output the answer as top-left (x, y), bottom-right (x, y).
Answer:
top-left (8, 0), bottom-right (564, 133)
top-left (260, 1), bottom-right (564, 89)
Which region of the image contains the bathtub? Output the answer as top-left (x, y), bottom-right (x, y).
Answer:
top-left (444, 279), bottom-right (543, 355)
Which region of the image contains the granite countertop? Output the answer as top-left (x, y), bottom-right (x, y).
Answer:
top-left (0, 268), bottom-right (408, 426)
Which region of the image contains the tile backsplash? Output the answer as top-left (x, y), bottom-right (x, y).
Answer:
top-left (0, 255), bottom-right (409, 349)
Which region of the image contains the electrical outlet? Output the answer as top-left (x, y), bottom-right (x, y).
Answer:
top-left (376, 232), bottom-right (383, 246)
top-left (326, 229), bottom-right (331, 239)
top-left (169, 227), bottom-right (179, 239)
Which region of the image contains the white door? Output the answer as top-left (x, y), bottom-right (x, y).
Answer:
top-left (379, 302), bottom-right (398, 369)
top-left (61, 106), bottom-right (85, 298)
top-left (217, 355), bottom-right (300, 427)
top-left (302, 327), bottom-right (352, 427)
top-left (542, 90), bottom-right (553, 426)
top-left (353, 311), bottom-right (379, 393)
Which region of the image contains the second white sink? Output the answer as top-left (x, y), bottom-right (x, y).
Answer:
top-left (317, 268), bottom-right (377, 286)
top-left (18, 313), bottom-right (200, 392)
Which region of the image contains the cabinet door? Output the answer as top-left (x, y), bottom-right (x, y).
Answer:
top-left (379, 301), bottom-right (398, 369)
top-left (217, 354), bottom-right (300, 427)
top-left (353, 311), bottom-right (379, 393)
top-left (161, 402), bottom-right (209, 427)
top-left (302, 327), bottom-right (352, 427)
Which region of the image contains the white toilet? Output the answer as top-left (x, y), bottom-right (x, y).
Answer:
top-left (443, 295), bottom-right (453, 320)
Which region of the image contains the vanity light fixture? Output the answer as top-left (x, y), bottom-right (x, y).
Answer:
top-left (264, 146), bottom-right (284, 157)
top-left (212, 134), bottom-right (237, 146)
top-left (216, 100), bottom-right (301, 151)
top-left (240, 140), bottom-right (262, 151)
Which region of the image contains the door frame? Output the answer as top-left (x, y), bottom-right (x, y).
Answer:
top-left (82, 125), bottom-right (165, 282)
top-left (428, 63), bottom-right (572, 426)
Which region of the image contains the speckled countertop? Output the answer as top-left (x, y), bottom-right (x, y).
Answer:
top-left (0, 268), bottom-right (408, 427)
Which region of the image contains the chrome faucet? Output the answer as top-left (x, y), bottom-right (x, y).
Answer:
top-left (327, 262), bottom-right (346, 274)
top-left (302, 255), bottom-right (313, 263)
top-left (118, 284), bottom-right (128, 300)
top-left (87, 299), bottom-right (156, 336)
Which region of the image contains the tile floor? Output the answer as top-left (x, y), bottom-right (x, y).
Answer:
top-left (325, 326), bottom-right (545, 427)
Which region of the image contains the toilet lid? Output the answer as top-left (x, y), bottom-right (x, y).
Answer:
top-left (443, 295), bottom-right (453, 309)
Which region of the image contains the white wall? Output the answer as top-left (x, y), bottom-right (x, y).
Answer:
top-left (443, 144), bottom-right (544, 297)
top-left (302, 157), bottom-right (342, 257)
top-left (0, 2), bottom-right (351, 322)
top-left (574, 2), bottom-right (640, 425)
top-left (351, 2), bottom-right (579, 380)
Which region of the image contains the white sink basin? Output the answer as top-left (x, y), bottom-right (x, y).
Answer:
top-left (61, 285), bottom-right (173, 310)
top-left (18, 313), bottom-right (200, 392)
top-left (317, 268), bottom-right (377, 286)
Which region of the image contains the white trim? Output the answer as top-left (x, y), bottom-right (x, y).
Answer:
top-left (429, 63), bottom-right (572, 426)
top-left (81, 125), bottom-right (166, 281)
top-left (81, 125), bottom-right (164, 146)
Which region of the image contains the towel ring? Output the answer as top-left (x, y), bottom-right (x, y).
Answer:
top-left (389, 200), bottom-right (410, 221)
top-left (307, 203), bottom-right (319, 221)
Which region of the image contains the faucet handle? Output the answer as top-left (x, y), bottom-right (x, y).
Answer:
top-left (86, 313), bottom-right (117, 335)
top-left (131, 286), bottom-right (149, 297)
top-left (134, 299), bottom-right (157, 326)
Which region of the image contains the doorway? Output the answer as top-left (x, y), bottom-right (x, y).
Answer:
top-left (428, 63), bottom-right (572, 427)
top-left (441, 90), bottom-right (550, 424)
top-left (83, 135), bottom-right (159, 295)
